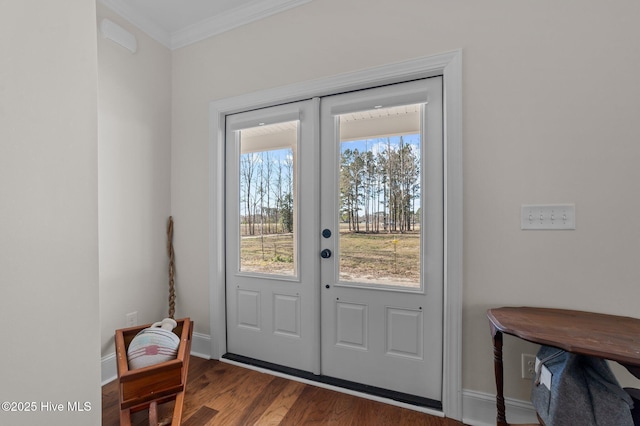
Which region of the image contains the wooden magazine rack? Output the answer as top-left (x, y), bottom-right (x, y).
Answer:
top-left (115, 318), bottom-right (193, 426)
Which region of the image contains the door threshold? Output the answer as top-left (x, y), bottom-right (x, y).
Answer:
top-left (222, 353), bottom-right (442, 411)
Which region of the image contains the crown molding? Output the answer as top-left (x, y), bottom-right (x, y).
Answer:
top-left (171, 0), bottom-right (312, 49)
top-left (98, 0), bottom-right (312, 50)
top-left (98, 0), bottom-right (172, 48)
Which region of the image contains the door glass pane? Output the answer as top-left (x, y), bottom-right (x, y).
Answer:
top-left (338, 104), bottom-right (421, 288)
top-left (238, 121), bottom-right (297, 276)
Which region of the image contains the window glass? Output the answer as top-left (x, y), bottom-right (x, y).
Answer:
top-left (337, 104), bottom-right (422, 288)
top-left (238, 121), bottom-right (298, 276)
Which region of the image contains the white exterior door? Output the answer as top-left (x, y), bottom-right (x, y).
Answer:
top-left (225, 100), bottom-right (320, 373)
top-left (319, 78), bottom-right (443, 402)
top-left (225, 77), bottom-right (443, 403)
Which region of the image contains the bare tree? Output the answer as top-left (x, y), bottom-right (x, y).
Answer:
top-left (240, 152), bottom-right (259, 235)
top-left (340, 136), bottom-right (421, 235)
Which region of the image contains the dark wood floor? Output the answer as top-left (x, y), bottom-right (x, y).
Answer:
top-left (102, 356), bottom-right (467, 425)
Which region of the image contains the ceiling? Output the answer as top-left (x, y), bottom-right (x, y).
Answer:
top-left (98, 0), bottom-right (312, 50)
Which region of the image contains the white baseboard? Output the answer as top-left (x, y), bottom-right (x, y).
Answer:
top-left (190, 332), bottom-right (212, 359)
top-left (100, 332), bottom-right (212, 385)
top-left (101, 352), bottom-right (117, 386)
top-left (101, 333), bottom-right (536, 426)
top-left (462, 389), bottom-right (537, 426)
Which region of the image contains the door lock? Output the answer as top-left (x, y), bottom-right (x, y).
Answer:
top-left (320, 249), bottom-right (332, 259)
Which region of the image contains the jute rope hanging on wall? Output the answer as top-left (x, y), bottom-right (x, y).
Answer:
top-left (167, 216), bottom-right (176, 319)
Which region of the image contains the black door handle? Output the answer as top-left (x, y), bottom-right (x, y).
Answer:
top-left (320, 249), bottom-right (332, 259)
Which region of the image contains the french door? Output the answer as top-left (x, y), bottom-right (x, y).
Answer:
top-left (225, 100), bottom-right (320, 373)
top-left (225, 77), bottom-right (443, 402)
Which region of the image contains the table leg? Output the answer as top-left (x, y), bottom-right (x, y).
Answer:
top-left (491, 326), bottom-right (508, 426)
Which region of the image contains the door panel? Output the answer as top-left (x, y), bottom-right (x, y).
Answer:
top-left (225, 100), bottom-right (320, 373)
top-left (320, 78), bottom-right (443, 401)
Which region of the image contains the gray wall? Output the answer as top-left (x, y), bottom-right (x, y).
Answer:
top-left (0, 2), bottom-right (101, 424)
top-left (171, 0), bottom-right (640, 401)
top-left (97, 4), bottom-right (173, 358)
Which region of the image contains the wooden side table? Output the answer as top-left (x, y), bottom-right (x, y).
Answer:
top-left (487, 307), bottom-right (640, 426)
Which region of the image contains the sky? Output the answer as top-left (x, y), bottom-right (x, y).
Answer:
top-left (340, 134), bottom-right (420, 156)
top-left (240, 133), bottom-right (422, 214)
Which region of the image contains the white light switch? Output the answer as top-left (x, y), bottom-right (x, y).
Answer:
top-left (521, 204), bottom-right (575, 230)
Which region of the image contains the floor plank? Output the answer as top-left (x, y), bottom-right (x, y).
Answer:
top-left (102, 357), bottom-right (467, 425)
top-left (181, 406), bottom-right (218, 426)
top-left (252, 380), bottom-right (306, 425)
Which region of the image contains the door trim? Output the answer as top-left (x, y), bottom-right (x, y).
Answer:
top-left (209, 50), bottom-right (463, 419)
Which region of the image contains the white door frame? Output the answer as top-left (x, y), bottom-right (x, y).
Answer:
top-left (209, 50), bottom-right (463, 420)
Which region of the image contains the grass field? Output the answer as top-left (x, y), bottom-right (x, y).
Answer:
top-left (240, 227), bottom-right (420, 287)
top-left (240, 233), bottom-right (296, 275)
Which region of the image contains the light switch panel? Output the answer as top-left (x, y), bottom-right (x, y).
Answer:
top-left (521, 204), bottom-right (575, 230)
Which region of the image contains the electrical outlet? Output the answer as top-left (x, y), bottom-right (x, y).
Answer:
top-left (126, 311), bottom-right (138, 327)
top-left (521, 353), bottom-right (536, 379)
